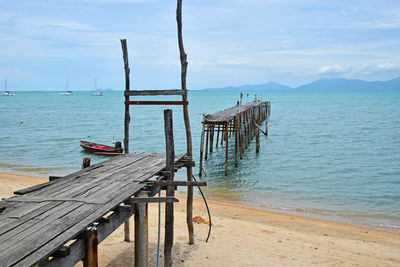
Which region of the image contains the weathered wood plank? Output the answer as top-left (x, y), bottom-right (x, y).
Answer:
top-left (0, 153), bottom-right (185, 266)
top-left (124, 89), bottom-right (185, 96)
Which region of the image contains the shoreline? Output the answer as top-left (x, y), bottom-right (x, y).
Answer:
top-left (1, 171), bottom-right (400, 266)
top-left (1, 168), bottom-right (399, 233)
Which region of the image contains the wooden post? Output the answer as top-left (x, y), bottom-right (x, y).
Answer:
top-left (83, 227), bottom-right (98, 267)
top-left (176, 0), bottom-right (194, 245)
top-left (239, 114), bottom-right (243, 159)
top-left (164, 109), bottom-right (175, 267)
top-left (121, 39), bottom-right (130, 154)
top-left (256, 108), bottom-right (260, 154)
top-left (216, 125), bottom-right (220, 148)
top-left (121, 38), bottom-right (132, 242)
top-left (221, 123), bottom-right (225, 146)
top-left (82, 158), bottom-right (90, 169)
top-left (234, 117), bottom-right (238, 167)
top-left (225, 121), bottom-right (229, 176)
top-left (205, 124), bottom-right (209, 160)
top-left (209, 123), bottom-right (214, 153)
top-left (265, 120), bottom-right (268, 136)
top-left (135, 191), bottom-right (148, 267)
top-left (199, 114), bottom-right (205, 177)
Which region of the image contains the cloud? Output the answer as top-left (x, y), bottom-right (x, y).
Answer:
top-left (317, 64), bottom-right (400, 76)
top-left (318, 65), bottom-right (348, 75)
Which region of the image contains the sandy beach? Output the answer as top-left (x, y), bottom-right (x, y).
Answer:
top-left (1, 171), bottom-right (400, 266)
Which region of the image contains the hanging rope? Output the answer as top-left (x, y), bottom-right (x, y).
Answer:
top-left (192, 175), bottom-right (212, 242)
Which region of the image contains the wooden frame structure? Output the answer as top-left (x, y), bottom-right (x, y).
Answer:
top-left (199, 100), bottom-right (271, 176)
top-left (120, 0), bottom-right (195, 254)
top-left (0, 148), bottom-right (202, 267)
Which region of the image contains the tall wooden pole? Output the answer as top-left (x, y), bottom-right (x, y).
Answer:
top-left (164, 109), bottom-right (175, 267)
top-left (176, 0), bottom-right (194, 245)
top-left (121, 39), bottom-right (131, 242)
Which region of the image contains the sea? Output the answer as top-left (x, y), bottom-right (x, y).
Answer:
top-left (1, 89), bottom-right (399, 231)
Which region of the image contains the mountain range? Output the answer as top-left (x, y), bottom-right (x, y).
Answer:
top-left (203, 77), bottom-right (400, 91)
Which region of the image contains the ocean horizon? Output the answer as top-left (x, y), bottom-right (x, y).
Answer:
top-left (1, 89), bottom-right (399, 231)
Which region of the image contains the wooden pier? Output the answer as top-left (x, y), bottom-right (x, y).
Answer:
top-left (0, 150), bottom-right (199, 266)
top-left (199, 100), bottom-right (271, 176)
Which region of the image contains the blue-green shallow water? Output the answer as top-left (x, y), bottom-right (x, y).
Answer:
top-left (1, 89), bottom-right (399, 230)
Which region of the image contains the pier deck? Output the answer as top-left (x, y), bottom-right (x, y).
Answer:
top-left (199, 100), bottom-right (271, 176)
top-left (0, 152), bottom-right (186, 266)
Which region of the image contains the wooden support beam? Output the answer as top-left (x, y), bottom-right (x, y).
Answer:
top-left (256, 108), bottom-right (260, 154)
top-left (49, 176), bottom-right (62, 181)
top-left (225, 121), bottom-right (229, 176)
top-left (51, 246), bottom-right (70, 258)
top-left (124, 89), bottom-right (186, 96)
top-left (127, 196), bottom-right (179, 204)
top-left (239, 113), bottom-right (243, 159)
top-left (121, 39), bottom-right (130, 155)
top-left (177, 0), bottom-right (195, 244)
top-left (209, 123), bottom-right (214, 154)
top-left (83, 227), bottom-right (98, 267)
top-left (199, 114), bottom-right (205, 177)
top-left (235, 117), bottom-right (238, 167)
top-left (254, 123), bottom-right (268, 136)
top-left (125, 100), bottom-right (188, 106)
top-left (134, 191), bottom-right (148, 267)
top-left (121, 39), bottom-right (132, 243)
top-left (146, 181), bottom-right (207, 187)
top-left (82, 158), bottom-right (91, 169)
top-left (216, 125), bottom-right (220, 148)
top-left (164, 109), bottom-right (175, 267)
top-left (205, 124), bottom-right (209, 160)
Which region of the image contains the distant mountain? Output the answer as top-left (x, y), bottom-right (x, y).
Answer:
top-left (296, 77), bottom-right (400, 90)
top-left (203, 77), bottom-right (400, 91)
top-left (204, 81), bottom-right (291, 91)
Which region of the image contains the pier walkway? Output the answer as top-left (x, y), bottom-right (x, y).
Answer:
top-left (199, 100), bottom-right (271, 176)
top-left (0, 152), bottom-right (189, 266)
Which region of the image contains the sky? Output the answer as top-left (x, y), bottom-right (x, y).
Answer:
top-left (1, 0), bottom-right (400, 91)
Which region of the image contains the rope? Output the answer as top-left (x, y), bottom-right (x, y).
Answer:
top-left (192, 175), bottom-right (212, 242)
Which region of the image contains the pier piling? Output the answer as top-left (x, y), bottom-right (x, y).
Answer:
top-left (199, 98), bottom-right (271, 176)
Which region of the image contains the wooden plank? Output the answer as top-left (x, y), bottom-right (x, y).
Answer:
top-left (0, 153), bottom-right (185, 266)
top-left (125, 100), bottom-right (187, 105)
top-left (32, 153), bottom-right (149, 198)
top-left (124, 89), bottom-right (185, 96)
top-left (10, 155), bottom-right (185, 266)
top-left (49, 153), bottom-right (154, 199)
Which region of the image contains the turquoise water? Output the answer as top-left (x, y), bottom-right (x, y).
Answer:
top-left (1, 89), bottom-right (399, 230)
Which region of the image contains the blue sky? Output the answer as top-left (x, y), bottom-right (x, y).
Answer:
top-left (1, 0), bottom-right (400, 91)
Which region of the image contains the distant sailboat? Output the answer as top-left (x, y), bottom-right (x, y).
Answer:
top-left (92, 78), bottom-right (103, 96)
top-left (60, 79), bottom-right (73, 95)
top-left (2, 78), bottom-right (14, 96)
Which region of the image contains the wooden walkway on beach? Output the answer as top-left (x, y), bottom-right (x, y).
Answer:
top-left (0, 152), bottom-right (191, 267)
top-left (199, 100), bottom-right (271, 176)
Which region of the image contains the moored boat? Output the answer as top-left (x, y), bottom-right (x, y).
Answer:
top-left (80, 140), bottom-right (123, 155)
top-left (2, 78), bottom-right (14, 96)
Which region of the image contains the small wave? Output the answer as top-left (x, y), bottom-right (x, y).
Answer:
top-left (379, 224), bottom-right (400, 229)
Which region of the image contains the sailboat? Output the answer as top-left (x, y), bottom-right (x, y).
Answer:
top-left (2, 78), bottom-right (14, 96)
top-left (92, 78), bottom-right (103, 96)
top-left (60, 79), bottom-right (73, 95)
